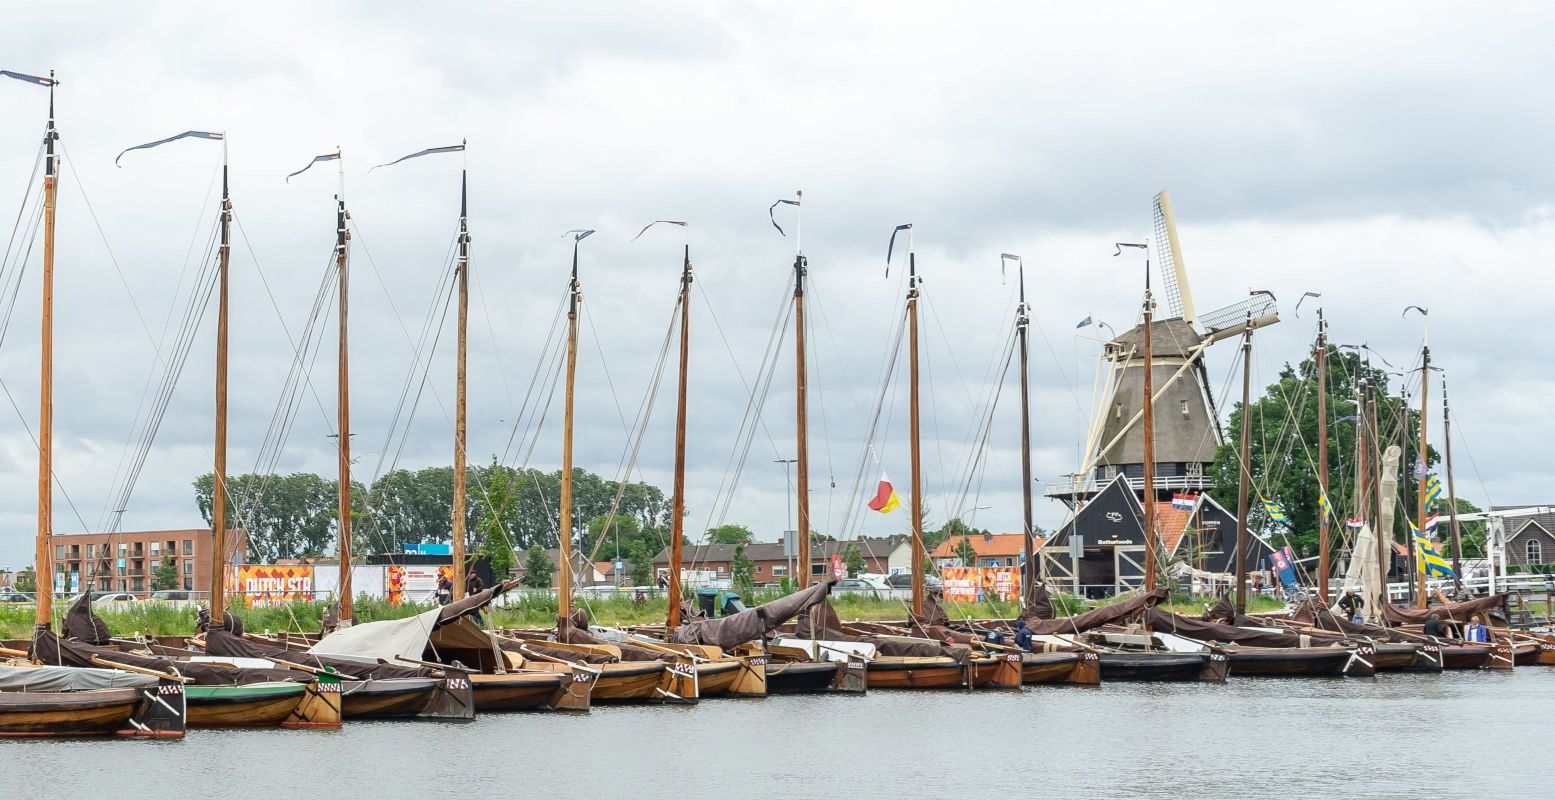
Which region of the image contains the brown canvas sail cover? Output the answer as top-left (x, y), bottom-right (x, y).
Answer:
top-left (203, 629), bottom-right (428, 679)
top-left (792, 598), bottom-right (967, 661)
top-left (31, 629), bottom-right (302, 685)
top-left (1024, 580), bottom-right (1056, 621)
top-left (1144, 609), bottom-right (1318, 649)
top-left (64, 593), bottom-right (112, 645)
top-left (558, 608), bottom-right (672, 662)
top-left (1022, 588), bottom-right (1169, 635)
top-left (670, 579), bottom-right (837, 647)
top-left (1380, 594), bottom-right (1507, 626)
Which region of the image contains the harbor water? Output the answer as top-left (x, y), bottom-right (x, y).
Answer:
top-left (6, 668), bottom-right (1551, 798)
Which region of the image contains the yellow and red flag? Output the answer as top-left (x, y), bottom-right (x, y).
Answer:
top-left (867, 470), bottom-right (902, 514)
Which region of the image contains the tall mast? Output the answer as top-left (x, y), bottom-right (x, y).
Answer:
top-left (1414, 343), bottom-right (1430, 608)
top-left (559, 234), bottom-right (584, 621)
top-left (1140, 272), bottom-right (1157, 595)
top-left (34, 75), bottom-right (58, 632)
top-left (1234, 321), bottom-right (1252, 614)
top-left (209, 146), bottom-right (233, 629)
top-left (907, 236), bottom-right (925, 619)
top-left (1315, 310), bottom-right (1330, 603)
top-left (668, 242), bottom-right (692, 625)
top-left (1370, 393), bottom-right (1387, 605)
top-left (1441, 375), bottom-right (1464, 585)
top-left (1016, 261), bottom-right (1035, 597)
top-left (451, 171), bottom-right (469, 600)
top-left (793, 194), bottom-right (810, 589)
top-left (333, 180), bottom-right (354, 623)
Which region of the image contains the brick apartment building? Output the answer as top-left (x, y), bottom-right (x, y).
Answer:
top-left (49, 528), bottom-right (247, 597)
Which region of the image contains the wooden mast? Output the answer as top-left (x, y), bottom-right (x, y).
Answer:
top-left (334, 181), bottom-right (354, 623)
top-left (1234, 320), bottom-right (1252, 614)
top-left (34, 75), bottom-right (57, 632)
top-left (793, 195), bottom-right (810, 589)
top-left (451, 170), bottom-right (469, 600)
top-left (1414, 343), bottom-right (1430, 608)
top-left (1016, 261), bottom-right (1035, 598)
top-left (1441, 374), bottom-right (1464, 584)
top-left (907, 238), bottom-right (925, 619)
top-left (1140, 272), bottom-right (1157, 596)
top-left (208, 146), bottom-right (233, 629)
top-left (1315, 310), bottom-right (1330, 603)
top-left (668, 242), bottom-right (692, 625)
top-left (559, 234), bottom-right (584, 622)
top-left (1370, 394), bottom-right (1387, 604)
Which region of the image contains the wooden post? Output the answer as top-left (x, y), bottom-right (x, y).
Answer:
top-left (908, 251), bottom-right (925, 619)
top-left (1017, 264), bottom-right (1035, 602)
top-left (335, 196), bottom-right (354, 623)
top-left (1415, 346), bottom-right (1430, 608)
top-left (668, 245), bottom-right (691, 626)
top-left (34, 84), bottom-right (57, 632)
top-left (794, 242), bottom-right (809, 589)
top-left (209, 163), bottom-right (232, 627)
top-left (560, 240), bottom-right (581, 621)
top-left (1234, 322), bottom-right (1252, 614)
top-left (1141, 294), bottom-right (1157, 595)
top-left (1316, 312), bottom-right (1330, 604)
top-left (452, 172), bottom-right (469, 600)
top-left (1442, 375), bottom-right (1465, 585)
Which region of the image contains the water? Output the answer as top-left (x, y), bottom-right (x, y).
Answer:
top-left (6, 668), bottom-right (1552, 799)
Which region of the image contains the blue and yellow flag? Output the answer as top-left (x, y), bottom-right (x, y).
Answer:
top-left (1412, 527), bottom-right (1456, 578)
top-left (1318, 491), bottom-right (1333, 518)
top-left (1262, 499), bottom-right (1290, 526)
top-left (1424, 474), bottom-right (1443, 510)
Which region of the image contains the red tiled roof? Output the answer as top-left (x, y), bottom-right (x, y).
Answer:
top-left (1153, 503), bottom-right (1193, 554)
top-left (930, 533), bottom-right (1048, 559)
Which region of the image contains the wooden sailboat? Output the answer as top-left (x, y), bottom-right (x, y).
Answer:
top-left (0, 70), bottom-right (187, 739)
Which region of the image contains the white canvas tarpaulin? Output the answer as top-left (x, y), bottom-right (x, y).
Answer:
top-left (0, 664), bottom-right (157, 692)
top-left (307, 605), bottom-right (444, 664)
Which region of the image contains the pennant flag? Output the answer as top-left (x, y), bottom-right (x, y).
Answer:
top-left (285, 151), bottom-right (340, 182)
top-left (768, 197), bottom-right (799, 237)
top-left (371, 143), bottom-right (465, 171)
top-left (1346, 517), bottom-right (1365, 529)
top-left (867, 470), bottom-right (902, 514)
top-left (1319, 491), bottom-right (1333, 518)
top-left (1076, 315), bottom-right (1093, 329)
top-left (1171, 493), bottom-right (1195, 511)
top-left (1262, 499), bottom-right (1290, 526)
top-left (1424, 474), bottom-right (1443, 509)
top-left (885, 223), bottom-right (911, 276)
top-left (1, 70), bottom-right (56, 87)
top-left (999, 253), bottom-right (1020, 284)
top-left (632, 220), bottom-right (687, 241)
top-left (1412, 528), bottom-right (1456, 578)
top-left (1412, 455), bottom-right (1428, 481)
top-left (114, 130), bottom-right (224, 167)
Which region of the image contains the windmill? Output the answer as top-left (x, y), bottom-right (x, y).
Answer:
top-left (1055, 190), bottom-right (1280, 507)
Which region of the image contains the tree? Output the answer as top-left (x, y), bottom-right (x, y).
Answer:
top-left (194, 471), bottom-right (343, 561)
top-left (1440, 497), bottom-right (1487, 558)
top-left (474, 457), bottom-right (518, 579)
top-left (843, 543), bottom-right (866, 577)
top-left (707, 524), bottom-right (754, 545)
top-left (1207, 348), bottom-right (1444, 561)
top-left (953, 536), bottom-right (979, 567)
top-left (152, 556), bottom-right (179, 591)
top-left (731, 545), bottom-right (755, 595)
top-left (926, 517), bottom-right (987, 553)
top-left (15, 568), bottom-right (36, 593)
top-left (522, 545), bottom-right (554, 589)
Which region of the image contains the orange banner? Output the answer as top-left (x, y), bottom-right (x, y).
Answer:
top-left (941, 567), bottom-right (1020, 602)
top-left (226, 565), bottom-right (315, 608)
top-left (387, 565), bottom-right (452, 607)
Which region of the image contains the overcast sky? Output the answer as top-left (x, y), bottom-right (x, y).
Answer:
top-left (2, 2), bottom-right (1552, 570)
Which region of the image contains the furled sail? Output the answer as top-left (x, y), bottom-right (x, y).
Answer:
top-left (670, 579), bottom-right (837, 647)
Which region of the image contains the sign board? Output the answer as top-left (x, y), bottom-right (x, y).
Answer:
top-left (831, 553), bottom-right (845, 579)
top-left (783, 530), bottom-right (798, 558)
top-left (227, 565), bottom-right (315, 608)
top-left (941, 567), bottom-right (1020, 602)
top-left (1068, 534), bottom-right (1084, 560)
top-left (387, 565), bottom-right (452, 606)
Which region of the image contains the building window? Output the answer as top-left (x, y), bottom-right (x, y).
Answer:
top-left (1528, 539), bottom-right (1543, 564)
top-left (1179, 400), bottom-right (1190, 418)
top-left (755, 565), bottom-right (764, 574)
top-left (183, 539), bottom-right (194, 556)
top-left (86, 543), bottom-right (96, 559)
top-left (132, 578), bottom-right (144, 592)
top-left (54, 544), bottom-right (64, 561)
top-left (150, 542), bottom-right (160, 556)
top-left (118, 579), bottom-right (127, 592)
top-left (184, 560), bottom-right (193, 574)
top-left (119, 543), bottom-right (128, 557)
top-left (811, 563), bottom-right (826, 576)
top-left (772, 566), bottom-right (787, 576)
top-left (183, 577), bottom-right (193, 590)
top-left (1115, 403), bottom-right (1124, 420)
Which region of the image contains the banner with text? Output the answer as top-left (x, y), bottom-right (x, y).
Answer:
top-left (227, 565), bottom-right (315, 607)
top-left (942, 566), bottom-right (1021, 602)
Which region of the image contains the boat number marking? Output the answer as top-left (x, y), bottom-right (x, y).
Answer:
top-left (157, 684), bottom-right (185, 695)
top-left (847, 662), bottom-right (865, 669)
top-left (319, 682), bottom-right (341, 692)
top-left (1358, 646), bottom-right (1374, 655)
top-left (1081, 653), bottom-right (1099, 661)
top-left (749, 658), bottom-right (767, 666)
top-left (1210, 654), bottom-right (1228, 662)
top-left (670, 664), bottom-right (696, 676)
top-left (446, 677), bottom-right (470, 689)
top-left (1005, 654), bottom-right (1021, 662)
top-left (572, 673), bottom-right (592, 683)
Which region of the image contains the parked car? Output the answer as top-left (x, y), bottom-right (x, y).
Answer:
top-left (149, 590), bottom-right (197, 606)
top-left (0, 591), bottom-right (32, 603)
top-left (89, 592), bottom-right (137, 604)
top-left (832, 577), bottom-right (890, 596)
top-left (883, 572), bottom-right (943, 591)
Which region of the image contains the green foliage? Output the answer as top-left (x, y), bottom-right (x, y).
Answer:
top-left (194, 471), bottom-right (354, 562)
top-left (952, 536), bottom-right (978, 566)
top-left (583, 514), bottom-right (670, 586)
top-left (926, 517), bottom-right (987, 552)
top-left (731, 545), bottom-right (755, 595)
top-left (522, 545), bottom-right (554, 589)
top-left (706, 523), bottom-right (754, 545)
top-left (843, 543), bottom-right (866, 577)
top-left (1440, 497), bottom-right (1487, 558)
top-left (151, 556), bottom-right (179, 591)
top-left (1207, 348), bottom-right (1447, 560)
top-left (474, 457), bottom-right (518, 579)
top-left (15, 568), bottom-right (36, 593)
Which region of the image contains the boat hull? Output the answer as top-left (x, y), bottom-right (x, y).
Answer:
top-left (691, 660), bottom-right (743, 696)
top-left (1512, 641), bottom-right (1541, 666)
top-left (1099, 652), bottom-right (1221, 682)
top-left (1021, 652), bottom-right (1099, 685)
top-left (865, 657), bottom-right (965, 689)
top-left (1363, 643), bottom-right (1435, 672)
top-left (0, 689), bottom-right (141, 738)
top-left (590, 662), bottom-right (669, 702)
top-left (764, 660), bottom-right (843, 694)
top-left (1227, 647), bottom-right (1355, 677)
top-left (185, 683), bottom-right (307, 728)
top-left (470, 673), bottom-right (566, 711)
top-left (340, 678), bottom-right (441, 719)
top-left (1438, 645), bottom-right (1494, 670)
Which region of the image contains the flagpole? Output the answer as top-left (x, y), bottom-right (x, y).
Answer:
top-left (1141, 264), bottom-right (1157, 597)
top-left (209, 143), bottom-right (233, 630)
top-left (1015, 259), bottom-right (1035, 602)
top-left (907, 234), bottom-right (924, 620)
top-left (560, 235), bottom-right (583, 623)
top-left (1442, 374), bottom-right (1464, 589)
top-left (452, 168), bottom-right (469, 600)
top-left (1316, 309), bottom-right (1330, 604)
top-left (668, 238), bottom-right (692, 625)
top-left (793, 192), bottom-right (810, 589)
top-left (1414, 342), bottom-right (1430, 608)
top-left (1234, 315), bottom-right (1252, 615)
top-left (334, 173), bottom-right (354, 624)
top-left (34, 74), bottom-right (58, 633)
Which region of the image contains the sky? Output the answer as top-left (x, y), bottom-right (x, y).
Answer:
top-left (2, 2), bottom-right (1552, 570)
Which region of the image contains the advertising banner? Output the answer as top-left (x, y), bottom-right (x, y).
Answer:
top-left (387, 565), bottom-right (452, 606)
top-left (942, 566), bottom-right (1021, 602)
top-left (227, 565), bottom-right (315, 607)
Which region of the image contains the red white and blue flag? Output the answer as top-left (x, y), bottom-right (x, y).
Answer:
top-left (1171, 493), bottom-right (1196, 511)
top-left (1, 70), bottom-right (55, 87)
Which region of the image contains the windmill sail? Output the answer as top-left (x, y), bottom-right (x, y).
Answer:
top-left (1152, 191), bottom-right (1195, 324)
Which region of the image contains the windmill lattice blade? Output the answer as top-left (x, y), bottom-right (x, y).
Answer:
top-left (1152, 191), bottom-right (1196, 323)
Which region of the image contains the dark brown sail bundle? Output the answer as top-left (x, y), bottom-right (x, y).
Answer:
top-left (670, 579), bottom-right (837, 647)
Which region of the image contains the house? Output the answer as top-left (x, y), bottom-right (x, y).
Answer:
top-left (929, 532), bottom-right (1046, 570)
top-left (49, 528), bottom-right (248, 597)
top-left (1041, 474), bottom-right (1272, 597)
top-left (1494, 506), bottom-right (1555, 568)
top-left (651, 535), bottom-right (910, 585)
top-left (539, 549), bottom-right (609, 586)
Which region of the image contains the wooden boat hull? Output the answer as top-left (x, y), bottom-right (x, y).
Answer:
top-left (967, 656), bottom-right (1010, 688)
top-left (590, 662), bottom-right (669, 702)
top-left (1099, 652), bottom-right (1221, 682)
top-left (764, 660), bottom-right (842, 694)
top-left (470, 673), bottom-right (566, 711)
top-left (1227, 647), bottom-right (1356, 677)
top-left (0, 689), bottom-right (141, 738)
top-left (1361, 643), bottom-right (1434, 672)
top-left (1021, 652), bottom-right (1099, 685)
top-left (865, 657), bottom-right (965, 689)
top-left (1511, 641), bottom-right (1541, 666)
top-left (340, 678), bottom-right (441, 719)
top-left (185, 683), bottom-right (306, 728)
top-left (1537, 642), bottom-right (1555, 666)
top-left (691, 660), bottom-right (743, 696)
top-left (1438, 645), bottom-right (1494, 670)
